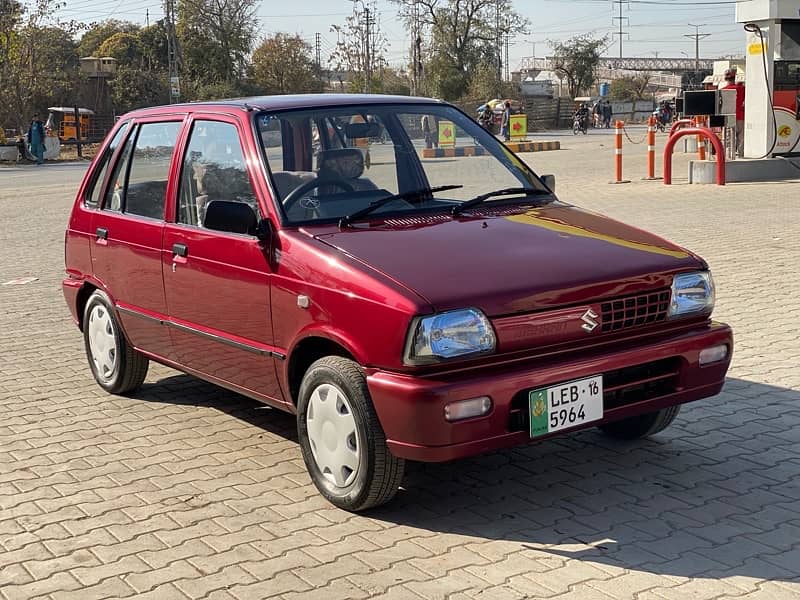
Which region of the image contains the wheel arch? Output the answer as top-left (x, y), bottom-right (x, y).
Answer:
top-left (286, 335), bottom-right (357, 406)
top-left (75, 281), bottom-right (100, 332)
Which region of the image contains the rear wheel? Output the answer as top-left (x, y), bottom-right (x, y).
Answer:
top-left (297, 356), bottom-right (405, 512)
top-left (83, 290), bottom-right (149, 394)
top-left (597, 405), bottom-right (681, 440)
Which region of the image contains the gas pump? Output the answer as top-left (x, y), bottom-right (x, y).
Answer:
top-left (736, 0), bottom-right (800, 157)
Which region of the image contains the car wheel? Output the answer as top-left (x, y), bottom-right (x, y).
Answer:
top-left (597, 405), bottom-right (681, 440)
top-left (83, 290), bottom-right (149, 394)
top-left (297, 356), bottom-right (405, 512)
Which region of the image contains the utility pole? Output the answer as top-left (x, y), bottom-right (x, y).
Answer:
top-left (363, 5), bottom-right (371, 93)
top-left (495, 0), bottom-right (503, 96)
top-left (410, 0), bottom-right (420, 95)
top-left (685, 24), bottom-right (710, 72)
top-left (315, 32), bottom-right (321, 67)
top-left (163, 0), bottom-right (181, 103)
top-left (145, 8), bottom-right (149, 27)
top-left (504, 33), bottom-right (510, 82)
top-left (611, 0), bottom-right (629, 59)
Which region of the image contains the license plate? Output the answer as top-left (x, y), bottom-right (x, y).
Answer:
top-left (529, 375), bottom-right (603, 437)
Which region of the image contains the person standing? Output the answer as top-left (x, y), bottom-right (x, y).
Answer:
top-left (722, 68), bottom-right (745, 157)
top-left (602, 100), bottom-right (613, 129)
top-left (27, 113), bottom-right (46, 165)
top-left (501, 101), bottom-right (512, 141)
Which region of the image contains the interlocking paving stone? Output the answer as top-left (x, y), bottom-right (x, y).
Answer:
top-left (2, 134), bottom-right (799, 598)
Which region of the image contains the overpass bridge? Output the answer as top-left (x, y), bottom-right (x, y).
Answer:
top-left (517, 56), bottom-right (714, 73)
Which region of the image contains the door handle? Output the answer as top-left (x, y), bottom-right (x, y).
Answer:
top-left (95, 227), bottom-right (108, 240)
top-left (172, 242), bottom-right (188, 257)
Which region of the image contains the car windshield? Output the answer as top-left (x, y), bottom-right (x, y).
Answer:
top-left (255, 102), bottom-right (551, 225)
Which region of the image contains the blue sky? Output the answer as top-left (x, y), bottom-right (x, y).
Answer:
top-left (57, 0), bottom-right (747, 68)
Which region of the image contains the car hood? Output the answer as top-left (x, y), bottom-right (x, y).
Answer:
top-left (311, 204), bottom-right (705, 316)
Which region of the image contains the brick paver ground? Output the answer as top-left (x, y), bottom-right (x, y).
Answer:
top-left (1, 129), bottom-right (799, 599)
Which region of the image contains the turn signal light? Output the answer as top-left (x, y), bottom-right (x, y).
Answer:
top-left (699, 344), bottom-right (729, 366)
top-left (444, 397), bottom-right (493, 422)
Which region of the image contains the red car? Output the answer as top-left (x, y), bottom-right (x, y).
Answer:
top-left (63, 95), bottom-right (732, 511)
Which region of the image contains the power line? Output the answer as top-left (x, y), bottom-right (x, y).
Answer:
top-left (611, 0), bottom-right (630, 59)
top-left (685, 23), bottom-right (711, 70)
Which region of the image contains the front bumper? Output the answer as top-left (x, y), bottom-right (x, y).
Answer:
top-left (367, 322), bottom-right (732, 462)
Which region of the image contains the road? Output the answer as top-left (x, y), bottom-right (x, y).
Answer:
top-left (1, 129), bottom-right (799, 599)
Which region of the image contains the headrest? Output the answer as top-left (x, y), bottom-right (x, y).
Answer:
top-left (317, 148), bottom-right (365, 179)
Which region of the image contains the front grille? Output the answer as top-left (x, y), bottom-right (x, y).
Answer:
top-left (600, 290), bottom-right (671, 333)
top-left (508, 357), bottom-right (680, 432)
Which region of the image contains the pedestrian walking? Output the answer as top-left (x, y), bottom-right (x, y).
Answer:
top-left (27, 113), bottom-right (46, 165)
top-left (501, 101), bottom-right (512, 141)
top-left (722, 68), bottom-right (745, 157)
top-left (602, 101), bottom-right (613, 129)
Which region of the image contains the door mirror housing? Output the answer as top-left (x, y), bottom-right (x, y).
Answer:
top-left (203, 200), bottom-right (258, 235)
top-left (255, 218), bottom-right (274, 243)
top-left (541, 174), bottom-right (555, 192)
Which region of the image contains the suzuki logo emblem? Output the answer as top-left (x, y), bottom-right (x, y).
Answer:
top-left (581, 309), bottom-right (599, 333)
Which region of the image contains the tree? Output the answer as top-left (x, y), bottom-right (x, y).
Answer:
top-left (392, 0), bottom-right (528, 100)
top-left (550, 34), bottom-right (607, 99)
top-left (97, 32), bottom-right (141, 65)
top-left (252, 33), bottom-right (321, 95)
top-left (0, 0), bottom-right (80, 132)
top-left (609, 73), bottom-right (652, 101)
top-left (330, 2), bottom-right (388, 93)
top-left (177, 0), bottom-right (258, 91)
top-left (77, 19), bottom-right (139, 58)
top-left (108, 64), bottom-right (169, 113)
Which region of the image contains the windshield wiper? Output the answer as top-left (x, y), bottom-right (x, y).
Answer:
top-left (339, 185), bottom-right (463, 227)
top-left (451, 187), bottom-right (551, 216)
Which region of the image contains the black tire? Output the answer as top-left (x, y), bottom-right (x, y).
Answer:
top-left (297, 356), bottom-right (405, 512)
top-left (82, 290), bottom-right (149, 394)
top-left (597, 405), bottom-right (681, 440)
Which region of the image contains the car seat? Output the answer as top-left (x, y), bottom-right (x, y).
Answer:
top-left (315, 148), bottom-right (377, 193)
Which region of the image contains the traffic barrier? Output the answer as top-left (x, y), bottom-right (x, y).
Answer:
top-left (695, 117), bottom-right (707, 161)
top-left (610, 120), bottom-right (630, 184)
top-left (644, 115), bottom-right (660, 180)
top-left (421, 141), bottom-right (560, 158)
top-left (669, 118), bottom-right (695, 138)
top-left (663, 127), bottom-right (725, 186)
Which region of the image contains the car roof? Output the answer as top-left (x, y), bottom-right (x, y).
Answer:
top-left (123, 94), bottom-right (445, 119)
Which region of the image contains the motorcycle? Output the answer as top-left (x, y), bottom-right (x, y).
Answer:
top-left (573, 113), bottom-right (588, 135)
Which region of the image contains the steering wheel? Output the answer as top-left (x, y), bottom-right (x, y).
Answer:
top-left (282, 177), bottom-right (355, 211)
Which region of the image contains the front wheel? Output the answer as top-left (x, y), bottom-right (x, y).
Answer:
top-left (597, 405), bottom-right (681, 440)
top-left (82, 290), bottom-right (149, 394)
top-left (297, 356), bottom-right (405, 512)
top-left (573, 123), bottom-right (580, 135)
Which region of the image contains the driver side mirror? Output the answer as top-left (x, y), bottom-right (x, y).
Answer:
top-left (541, 174), bottom-right (556, 192)
top-left (203, 200), bottom-right (259, 236)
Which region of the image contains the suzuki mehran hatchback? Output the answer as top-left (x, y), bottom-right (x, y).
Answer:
top-left (64, 95), bottom-right (732, 511)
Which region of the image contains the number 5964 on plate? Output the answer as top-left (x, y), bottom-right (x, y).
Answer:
top-left (529, 375), bottom-right (604, 437)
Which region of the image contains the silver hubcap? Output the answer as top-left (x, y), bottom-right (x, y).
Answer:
top-left (88, 304), bottom-right (117, 379)
top-left (306, 383), bottom-right (360, 488)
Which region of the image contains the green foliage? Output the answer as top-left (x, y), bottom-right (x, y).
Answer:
top-left (77, 20), bottom-right (139, 58)
top-left (252, 33), bottom-right (322, 95)
top-left (550, 34), bottom-right (607, 99)
top-left (392, 0), bottom-right (528, 101)
top-left (97, 32), bottom-right (141, 65)
top-left (0, 0), bottom-right (81, 131)
top-left (137, 22), bottom-right (169, 71)
top-left (108, 64), bottom-right (169, 113)
top-left (177, 0), bottom-right (257, 90)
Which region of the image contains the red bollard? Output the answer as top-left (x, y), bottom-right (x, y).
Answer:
top-left (610, 120), bottom-right (630, 184)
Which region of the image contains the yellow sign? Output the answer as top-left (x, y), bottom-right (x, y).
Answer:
top-left (748, 41), bottom-right (766, 55)
top-left (438, 121), bottom-right (456, 147)
top-left (778, 125), bottom-right (793, 138)
top-left (509, 114), bottom-right (527, 140)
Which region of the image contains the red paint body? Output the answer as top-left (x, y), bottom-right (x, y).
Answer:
top-left (63, 95), bottom-right (733, 463)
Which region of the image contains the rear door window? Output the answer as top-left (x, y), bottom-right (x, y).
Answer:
top-left (103, 121), bottom-right (182, 219)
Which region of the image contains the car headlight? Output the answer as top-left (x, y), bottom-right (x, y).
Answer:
top-left (404, 308), bottom-right (496, 365)
top-left (668, 271), bottom-right (715, 318)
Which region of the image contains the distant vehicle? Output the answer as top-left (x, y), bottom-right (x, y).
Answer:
top-left (45, 107), bottom-right (94, 141)
top-left (63, 94), bottom-right (732, 512)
